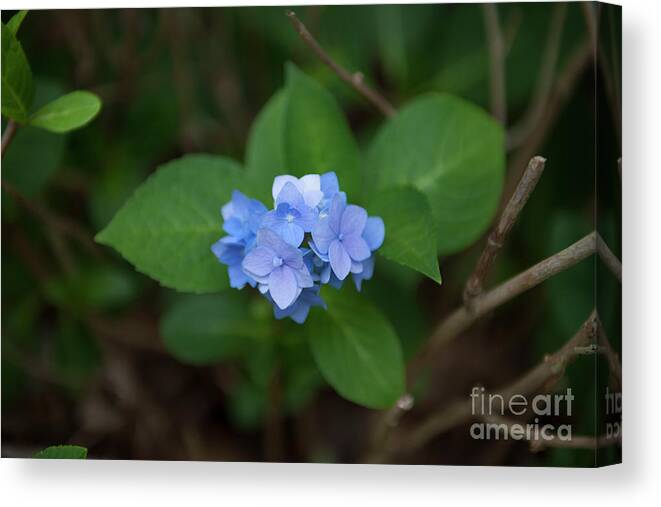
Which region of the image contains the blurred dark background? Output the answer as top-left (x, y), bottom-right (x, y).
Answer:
top-left (1, 3), bottom-right (621, 465)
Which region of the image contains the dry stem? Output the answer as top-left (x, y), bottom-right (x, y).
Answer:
top-left (464, 156), bottom-right (547, 305)
top-left (286, 10), bottom-right (396, 118)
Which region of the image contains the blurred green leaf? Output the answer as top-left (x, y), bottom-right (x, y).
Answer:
top-left (44, 265), bottom-right (139, 313)
top-left (54, 318), bottom-right (101, 392)
top-left (33, 445), bottom-right (88, 459)
top-left (7, 10), bottom-right (28, 35)
top-left (1, 22), bottom-right (34, 123)
top-left (368, 186), bottom-right (441, 283)
top-left (161, 293), bottom-right (264, 365)
top-left (307, 286), bottom-right (405, 409)
top-left (29, 91), bottom-right (102, 133)
top-left (366, 93), bottom-right (505, 254)
top-left (283, 63), bottom-right (362, 199)
top-left (96, 154), bottom-right (243, 293)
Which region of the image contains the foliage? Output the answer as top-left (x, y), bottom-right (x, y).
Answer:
top-left (33, 445), bottom-right (88, 459)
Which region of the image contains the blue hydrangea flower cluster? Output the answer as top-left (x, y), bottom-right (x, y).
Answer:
top-left (211, 173), bottom-right (385, 324)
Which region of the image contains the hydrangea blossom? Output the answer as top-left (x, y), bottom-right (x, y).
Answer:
top-left (211, 172), bottom-right (385, 323)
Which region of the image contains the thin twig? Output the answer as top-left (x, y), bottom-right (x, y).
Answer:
top-left (368, 393), bottom-right (414, 459)
top-left (1, 120), bottom-right (18, 158)
top-left (422, 232), bottom-right (596, 360)
top-left (508, 3), bottom-right (567, 149)
top-left (464, 156), bottom-right (547, 305)
top-left (398, 312), bottom-right (597, 455)
top-left (597, 232), bottom-right (622, 283)
top-left (286, 10), bottom-right (396, 118)
top-left (483, 4), bottom-right (507, 125)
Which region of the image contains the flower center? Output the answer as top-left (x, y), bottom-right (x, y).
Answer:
top-left (286, 213), bottom-right (295, 223)
top-left (338, 233), bottom-right (344, 241)
top-left (272, 256), bottom-right (283, 268)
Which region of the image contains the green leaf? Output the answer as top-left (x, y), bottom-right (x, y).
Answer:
top-left (368, 186), bottom-right (441, 283)
top-left (245, 66), bottom-right (363, 202)
top-left (7, 10), bottom-right (28, 35)
top-left (161, 293), bottom-right (263, 365)
top-left (29, 90), bottom-right (102, 133)
top-left (366, 93), bottom-right (505, 254)
top-left (1, 23), bottom-right (34, 123)
top-left (96, 154), bottom-right (242, 293)
top-left (245, 89), bottom-right (286, 203)
top-left (307, 286), bottom-right (405, 409)
top-left (33, 445), bottom-right (88, 459)
top-left (283, 63), bottom-right (362, 199)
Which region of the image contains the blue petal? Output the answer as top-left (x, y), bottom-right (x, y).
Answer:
top-left (268, 266), bottom-right (298, 309)
top-left (327, 194), bottom-right (345, 234)
top-left (242, 246), bottom-right (274, 277)
top-left (320, 172), bottom-right (339, 199)
top-left (329, 239), bottom-right (351, 280)
top-left (255, 228), bottom-right (302, 267)
top-left (363, 216), bottom-right (385, 251)
top-left (312, 219), bottom-right (337, 255)
top-left (228, 263), bottom-right (252, 289)
top-left (309, 240), bottom-right (330, 262)
top-left (296, 205), bottom-right (319, 232)
top-left (211, 237), bottom-right (244, 265)
top-left (352, 255), bottom-right (375, 291)
top-left (276, 181), bottom-right (306, 209)
top-left (340, 205), bottom-right (368, 237)
top-left (342, 234), bottom-right (371, 262)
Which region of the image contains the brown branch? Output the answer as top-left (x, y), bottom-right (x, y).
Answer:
top-left (1, 120), bottom-right (18, 158)
top-left (507, 3), bottom-right (567, 149)
top-left (286, 10), bottom-right (396, 118)
top-left (483, 4), bottom-right (507, 125)
top-left (399, 312), bottom-right (597, 455)
top-left (422, 232), bottom-right (596, 360)
top-left (367, 393), bottom-right (414, 460)
top-left (597, 232), bottom-right (622, 283)
top-left (464, 156), bottom-right (546, 305)
top-left (367, 232), bottom-right (596, 460)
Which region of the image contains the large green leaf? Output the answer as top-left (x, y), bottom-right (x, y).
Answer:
top-left (283, 63), bottom-right (362, 199)
top-left (245, 89), bottom-right (286, 203)
top-left (29, 90), bottom-right (102, 133)
top-left (366, 93), bottom-right (505, 254)
top-left (33, 445), bottom-right (88, 459)
top-left (1, 22), bottom-right (34, 123)
top-left (368, 186), bottom-right (441, 283)
top-left (161, 293), bottom-right (264, 365)
top-left (307, 286), bottom-right (405, 409)
top-left (245, 65), bottom-right (363, 203)
top-left (96, 154), bottom-right (242, 293)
